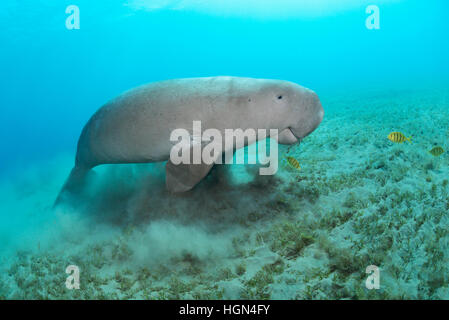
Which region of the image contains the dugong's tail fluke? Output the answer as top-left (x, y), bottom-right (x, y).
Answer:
top-left (53, 166), bottom-right (90, 208)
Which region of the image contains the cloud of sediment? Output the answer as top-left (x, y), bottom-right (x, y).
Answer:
top-left (0, 151), bottom-right (285, 269)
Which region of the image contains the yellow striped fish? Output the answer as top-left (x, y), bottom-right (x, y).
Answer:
top-left (286, 156), bottom-right (301, 170)
top-left (388, 132), bottom-right (412, 143)
top-left (429, 146), bottom-right (444, 157)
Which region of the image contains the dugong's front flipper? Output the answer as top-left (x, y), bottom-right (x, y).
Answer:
top-left (165, 136), bottom-right (222, 193)
top-left (166, 161), bottom-right (214, 193)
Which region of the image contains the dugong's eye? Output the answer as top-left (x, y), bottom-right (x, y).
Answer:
top-left (277, 95), bottom-right (283, 100)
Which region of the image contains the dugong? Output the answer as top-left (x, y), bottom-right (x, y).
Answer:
top-left (55, 76), bottom-right (323, 205)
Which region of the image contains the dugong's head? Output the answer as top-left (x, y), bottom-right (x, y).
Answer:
top-left (259, 80), bottom-right (324, 143)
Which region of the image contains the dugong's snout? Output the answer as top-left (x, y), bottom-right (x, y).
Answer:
top-left (290, 91), bottom-right (324, 140)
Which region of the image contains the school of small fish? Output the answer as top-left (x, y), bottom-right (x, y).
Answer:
top-left (282, 130), bottom-right (444, 177)
top-left (387, 131), bottom-right (445, 158)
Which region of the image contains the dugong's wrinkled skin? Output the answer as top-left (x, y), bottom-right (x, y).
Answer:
top-left (55, 76), bottom-right (323, 205)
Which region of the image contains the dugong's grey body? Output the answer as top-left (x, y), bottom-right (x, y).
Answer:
top-left (56, 76), bottom-right (323, 204)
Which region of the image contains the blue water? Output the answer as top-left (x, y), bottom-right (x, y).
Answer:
top-left (1, 0), bottom-right (447, 175)
top-left (1, 0), bottom-right (449, 299)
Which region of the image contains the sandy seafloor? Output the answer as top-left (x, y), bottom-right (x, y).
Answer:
top-left (1, 87), bottom-right (449, 300)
